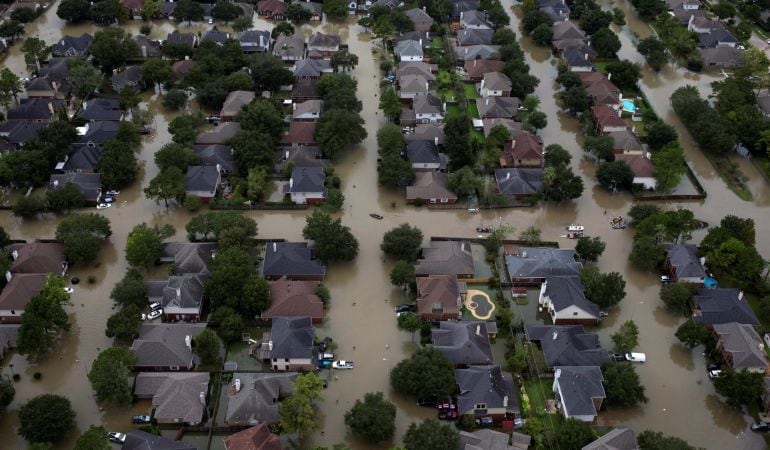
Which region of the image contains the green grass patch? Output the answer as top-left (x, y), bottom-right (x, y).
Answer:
top-left (471, 129), bottom-right (485, 143)
top-left (464, 83), bottom-right (479, 99)
top-left (594, 61), bottom-right (609, 73)
top-left (467, 101), bottom-right (480, 119)
top-left (446, 104), bottom-right (462, 120)
top-left (431, 36), bottom-right (444, 49)
top-left (437, 69), bottom-right (452, 84)
top-left (523, 378), bottom-right (554, 416)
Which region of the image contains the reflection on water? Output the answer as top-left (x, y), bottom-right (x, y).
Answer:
top-left (668, 343), bottom-right (695, 371)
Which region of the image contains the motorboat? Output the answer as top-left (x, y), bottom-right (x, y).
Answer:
top-left (566, 232), bottom-right (583, 239)
top-left (332, 360), bottom-right (354, 370)
top-left (370, 213), bottom-right (383, 220)
top-left (476, 226), bottom-right (492, 233)
top-left (566, 224), bottom-right (584, 232)
top-left (96, 203), bottom-right (111, 209)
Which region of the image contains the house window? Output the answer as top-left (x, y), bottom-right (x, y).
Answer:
top-left (430, 198), bottom-right (437, 204)
top-left (432, 303), bottom-right (442, 311)
top-left (285, 358), bottom-right (290, 362)
top-left (169, 365), bottom-right (179, 371)
top-left (440, 198), bottom-right (448, 203)
top-left (573, 312), bottom-right (578, 316)
top-left (475, 403), bottom-right (486, 409)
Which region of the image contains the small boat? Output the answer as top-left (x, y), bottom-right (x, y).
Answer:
top-left (610, 215), bottom-right (624, 224)
top-left (370, 213), bottom-right (383, 220)
top-left (332, 360), bottom-right (354, 370)
top-left (566, 232), bottom-right (583, 239)
top-left (476, 226), bottom-right (492, 233)
top-left (611, 223), bottom-right (626, 229)
top-left (566, 224), bottom-right (584, 232)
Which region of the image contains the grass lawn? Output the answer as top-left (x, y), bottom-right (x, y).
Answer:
top-left (437, 69), bottom-right (452, 84)
top-left (446, 104), bottom-right (462, 120)
top-left (754, 155), bottom-right (770, 183)
top-left (471, 129), bottom-right (485, 143)
top-left (468, 101), bottom-right (480, 119)
top-left (594, 61), bottom-right (609, 73)
top-left (431, 36), bottom-right (444, 49)
top-left (464, 83), bottom-right (479, 99)
top-left (523, 378), bottom-right (554, 416)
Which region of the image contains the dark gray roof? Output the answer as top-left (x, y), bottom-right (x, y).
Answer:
top-left (38, 57), bottom-right (72, 81)
top-left (51, 33), bottom-right (92, 56)
top-left (693, 288), bottom-right (759, 326)
top-left (195, 122), bottom-right (241, 145)
top-left (134, 35), bottom-right (163, 58)
top-left (432, 321), bottom-right (493, 365)
top-left (395, 39), bottom-right (424, 58)
top-left (544, 276), bottom-right (599, 318)
top-left (457, 28), bottom-right (494, 46)
top-left (665, 244), bottom-right (706, 279)
top-left (406, 139), bottom-right (440, 164)
top-left (193, 144), bottom-right (236, 172)
top-left (49, 172), bottom-right (102, 203)
top-left (76, 98), bottom-right (122, 121)
top-left (698, 29), bottom-right (738, 48)
top-left (6, 98), bottom-right (65, 121)
top-left (554, 366), bottom-right (605, 417)
top-left (405, 7), bottom-right (434, 25)
top-left (147, 274), bottom-right (207, 312)
top-left (415, 240), bottom-right (475, 277)
top-left (552, 21), bottom-right (586, 41)
top-left (454, 44), bottom-right (501, 61)
top-left (292, 78), bottom-right (320, 100)
top-left (458, 429), bottom-right (518, 450)
top-left (161, 242), bottom-right (218, 275)
top-left (505, 247), bottom-right (580, 279)
top-left (64, 145), bottom-right (102, 172)
top-left (453, 0), bottom-right (480, 16)
top-left (238, 30), bottom-right (271, 52)
top-left (413, 93), bottom-right (444, 116)
top-left (698, 46), bottom-right (745, 67)
top-left (582, 427), bottom-right (638, 450)
top-left (525, 325), bottom-right (608, 368)
top-left (713, 322), bottom-right (768, 372)
top-left (166, 32), bottom-right (197, 47)
top-left (0, 325), bottom-right (20, 357)
top-left (461, 10), bottom-right (491, 28)
top-left (564, 47), bottom-right (592, 68)
top-left (76, 120), bottom-right (120, 146)
top-left (495, 168), bottom-right (543, 196)
top-left (186, 165), bottom-right (220, 192)
top-left (134, 372), bottom-right (210, 424)
top-left (202, 29), bottom-right (230, 44)
top-left (395, 31), bottom-right (431, 49)
top-left (112, 66), bottom-right (143, 91)
top-left (261, 242), bottom-right (326, 278)
top-left (0, 121), bottom-right (46, 145)
top-left (130, 323), bottom-right (208, 369)
top-left (270, 316), bottom-right (315, 359)
top-left (123, 430), bottom-right (196, 450)
top-left (277, 147), bottom-right (329, 171)
top-left (477, 97), bottom-right (520, 119)
top-left (273, 33), bottom-right (306, 59)
top-left (225, 372), bottom-right (298, 425)
top-left (456, 365), bottom-right (518, 415)
top-left (308, 32), bottom-right (340, 49)
top-left (293, 58), bottom-right (332, 77)
top-left (284, 166), bottom-right (325, 194)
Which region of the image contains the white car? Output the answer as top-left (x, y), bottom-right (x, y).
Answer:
top-left (108, 432), bottom-right (126, 443)
top-left (625, 352), bottom-right (646, 363)
top-left (146, 309), bottom-right (162, 320)
top-left (106, 190), bottom-right (120, 196)
top-left (96, 203), bottom-right (111, 209)
top-left (63, 287), bottom-right (74, 294)
top-left (708, 369), bottom-right (722, 379)
top-left (332, 360), bottom-right (354, 370)
top-left (149, 302), bottom-right (161, 311)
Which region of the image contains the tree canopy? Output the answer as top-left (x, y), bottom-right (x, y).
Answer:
top-left (16, 275), bottom-right (71, 361)
top-left (194, 328), bottom-right (222, 365)
top-left (344, 392), bottom-right (397, 443)
top-left (88, 346), bottom-right (136, 406)
top-left (303, 210), bottom-right (359, 263)
top-left (55, 213), bottom-right (112, 264)
top-left (279, 373), bottom-right (324, 438)
top-left (579, 267), bottom-right (626, 308)
top-left (601, 362), bottom-right (648, 407)
top-left (125, 223), bottom-right (173, 268)
top-left (205, 247), bottom-right (270, 317)
top-left (381, 224), bottom-right (424, 261)
top-left (391, 347), bottom-right (456, 399)
top-left (403, 419), bottom-right (459, 450)
top-left (18, 394), bottom-right (76, 443)
top-left (74, 425), bottom-right (111, 450)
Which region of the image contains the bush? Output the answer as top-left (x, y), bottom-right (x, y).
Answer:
top-left (71, 277), bottom-right (80, 285)
top-left (686, 56), bottom-right (703, 72)
top-left (32, 372), bottom-right (42, 380)
top-left (163, 89), bottom-right (188, 110)
top-left (13, 374), bottom-right (20, 381)
top-left (140, 24), bottom-right (152, 35)
top-left (183, 195), bottom-right (201, 212)
top-left (87, 275), bottom-right (96, 284)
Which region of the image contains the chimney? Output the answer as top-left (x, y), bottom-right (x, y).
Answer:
top-left (460, 11), bottom-right (464, 19)
top-left (142, 45), bottom-right (148, 58)
top-left (480, 79), bottom-right (485, 91)
top-left (475, 324), bottom-right (481, 336)
top-left (48, 102), bottom-right (54, 115)
top-left (259, 34), bottom-right (264, 48)
top-left (273, 242), bottom-right (277, 253)
top-left (216, 163), bottom-right (221, 173)
top-left (646, 152), bottom-right (652, 160)
top-left (11, 250), bottom-right (18, 260)
top-left (289, 177), bottom-right (293, 189)
top-left (422, 5), bottom-right (426, 11)
top-left (555, 368), bottom-right (561, 378)
top-left (235, 379), bottom-right (241, 392)
top-left (199, 392), bottom-right (206, 405)
top-left (503, 395), bottom-right (509, 408)
top-left (434, 136), bottom-right (438, 146)
top-left (425, 82), bottom-right (429, 91)
top-left (700, 256), bottom-right (706, 266)
top-left (185, 55), bottom-right (189, 60)
top-left (486, 98), bottom-right (489, 105)
top-left (176, 287), bottom-right (181, 300)
top-left (4, 271), bottom-right (11, 283)
top-left (284, 150), bottom-right (289, 160)
top-left (552, 330), bottom-right (558, 340)
top-left (185, 335), bottom-right (192, 351)
top-left (419, 38), bottom-right (423, 47)
top-left (739, 291), bottom-right (744, 300)
top-left (268, 340), bottom-right (273, 351)
top-left (505, 171), bottom-right (510, 180)
top-left (53, 179), bottom-right (59, 187)
top-left (292, 102), bottom-right (296, 111)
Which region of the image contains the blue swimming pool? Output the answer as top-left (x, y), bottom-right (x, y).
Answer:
top-left (622, 100), bottom-right (636, 112)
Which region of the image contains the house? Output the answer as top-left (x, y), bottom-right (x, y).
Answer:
top-left (279, 121), bottom-right (317, 147)
top-left (273, 33), bottom-right (306, 61)
top-left (615, 154), bottom-right (656, 190)
top-left (399, 74), bottom-right (430, 100)
top-left (123, 431), bottom-right (196, 450)
top-left (464, 59), bottom-right (505, 81)
top-left (63, 145), bottom-right (102, 173)
top-left (166, 32), bottom-right (198, 48)
top-left (406, 123), bottom-right (445, 144)
top-left (257, 0), bottom-right (287, 19)
top-left (284, 166), bottom-right (326, 205)
top-left (220, 90), bottom-right (256, 121)
top-left (48, 173), bottom-right (102, 204)
top-left (6, 98), bottom-right (65, 122)
top-left (238, 30), bottom-right (271, 53)
top-left (0, 121), bottom-right (46, 148)
top-left (525, 325), bottom-right (609, 368)
top-left (223, 424), bottom-right (283, 450)
top-left (0, 325), bottom-right (20, 358)
top-left (202, 29), bottom-right (231, 45)
top-left (395, 39), bottom-right (424, 61)
top-left (172, 59), bottom-right (196, 77)
top-left (499, 131), bottom-right (543, 168)
top-left (460, 10), bottom-right (492, 29)
top-left (479, 72), bottom-right (512, 98)
top-left (453, 44), bottom-right (501, 62)
top-left (276, 147), bottom-right (329, 172)
top-left (538, 0), bottom-right (570, 22)
top-left (693, 288), bottom-right (759, 327)
top-left (308, 32), bottom-right (341, 59)
top-left (552, 21), bottom-right (586, 43)
top-left (457, 28), bottom-right (493, 46)
top-left (51, 33), bottom-right (92, 57)
top-left (494, 168), bottom-right (544, 200)
top-left (225, 372), bottom-right (298, 425)
top-left (6, 242), bottom-right (67, 275)
top-left (456, 365), bottom-right (518, 420)
top-left (553, 366), bottom-right (605, 422)
top-left (406, 139), bottom-right (445, 170)
top-left (133, 35), bottom-right (163, 59)
top-left (459, 429), bottom-right (525, 450)
top-left (111, 66), bottom-right (143, 92)
top-left (504, 246), bottom-right (580, 284)
top-left (291, 78), bottom-right (320, 102)
top-left (160, 1), bottom-right (178, 19)
top-left (580, 73), bottom-right (621, 109)
top-left (557, 40), bottom-right (598, 62)
top-left (76, 98), bottom-right (123, 122)
top-left (476, 96), bottom-right (520, 119)
top-left (432, 321), bottom-right (494, 366)
top-left (160, 242), bottom-right (217, 275)
top-left (609, 130), bottom-right (643, 154)
top-left (261, 242), bottom-right (326, 281)
top-left (185, 165), bottom-right (221, 203)
top-left (25, 76), bottom-right (67, 99)
top-left (395, 31), bottom-right (431, 49)
top-left (672, 8), bottom-right (705, 24)
top-left (452, 0), bottom-right (480, 19)
top-left (416, 275), bottom-right (465, 321)
top-left (292, 100), bottom-right (322, 121)
top-left (583, 428), bottom-right (639, 450)
top-left (193, 144), bottom-right (236, 174)
top-left (688, 15), bottom-right (723, 33)
top-left (564, 47), bottom-right (594, 72)
top-left (699, 46), bottom-right (745, 68)
top-left (482, 118), bottom-right (522, 137)
top-left (121, 0), bottom-right (145, 19)
top-left (0, 273), bottom-right (46, 323)
top-left (134, 372), bottom-right (210, 425)
top-left (763, 377), bottom-right (770, 414)
top-left (415, 240), bottom-right (475, 278)
top-left (407, 171), bottom-right (458, 205)
top-left (592, 105), bottom-right (630, 134)
top-left (539, 276), bottom-right (600, 325)
top-left (412, 93), bottom-right (445, 123)
top-left (663, 244), bottom-right (706, 283)
top-left (147, 274), bottom-right (207, 322)
top-left (75, 121), bottom-right (120, 147)
top-left (195, 122), bottom-right (241, 145)
top-left (263, 280), bottom-right (324, 323)
top-left (254, 316), bottom-right (316, 371)
top-left (292, 58), bottom-right (333, 79)
top-left (698, 29), bottom-right (738, 48)
top-left (129, 323), bottom-right (209, 371)
top-left (712, 322), bottom-right (769, 374)
top-left (666, 0), bottom-right (699, 11)
top-left (405, 7), bottom-right (434, 32)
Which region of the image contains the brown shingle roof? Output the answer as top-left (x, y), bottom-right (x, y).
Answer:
top-left (416, 275), bottom-right (461, 317)
top-left (224, 424), bottom-right (283, 450)
top-left (7, 242), bottom-right (66, 274)
top-left (407, 171), bottom-right (458, 202)
top-left (501, 131), bottom-right (543, 166)
top-left (279, 121), bottom-right (316, 145)
top-left (262, 280), bottom-right (324, 322)
top-left (0, 273), bottom-right (46, 311)
top-left (464, 59), bottom-right (505, 80)
top-left (615, 154), bottom-right (654, 177)
top-left (592, 105), bottom-right (628, 130)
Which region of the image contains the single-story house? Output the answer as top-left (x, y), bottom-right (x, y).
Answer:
top-left (292, 58), bottom-right (332, 79)
top-left (253, 316), bottom-right (316, 371)
top-left (412, 93), bottom-right (445, 123)
top-left (64, 145), bottom-right (102, 173)
top-left (697, 28), bottom-right (738, 48)
top-left (552, 21), bottom-right (586, 44)
top-left (609, 130), bottom-right (643, 154)
top-left (553, 366), bottom-right (605, 423)
top-left (6, 98), bottom-right (65, 122)
top-left (399, 74), bottom-right (429, 100)
top-left (415, 240), bottom-right (475, 279)
top-left (76, 98), bottom-right (123, 122)
top-left (261, 242), bottom-right (326, 281)
top-left (460, 9), bottom-right (492, 29)
top-left (524, 325), bottom-right (609, 368)
top-left (538, 0), bottom-right (570, 22)
top-left (292, 100), bottom-right (323, 121)
top-left (224, 372), bottom-right (298, 426)
top-left (307, 32), bottom-right (340, 59)
top-left (130, 323), bottom-right (209, 371)
top-left (238, 30), bottom-right (271, 54)
top-left (433, 321), bottom-right (494, 366)
top-left (195, 122), bottom-right (241, 145)
top-left (263, 280), bottom-right (324, 324)
top-left (0, 273), bottom-right (46, 323)
top-left (291, 78), bottom-right (320, 102)
top-left (494, 168), bottom-right (544, 200)
top-left (7, 242), bottom-right (67, 275)
top-left (481, 118), bottom-right (522, 137)
top-left (614, 154), bottom-right (656, 190)
top-left (453, 44), bottom-right (501, 62)
top-left (457, 28), bottom-right (493, 46)
top-left (146, 274), bottom-right (207, 322)
top-left (256, 0), bottom-right (287, 19)
top-left (134, 372), bottom-right (210, 425)
top-left (397, 61), bottom-right (437, 82)
top-left (75, 120), bottom-right (120, 147)
top-left (406, 139), bottom-right (444, 170)
top-left (698, 46), bottom-right (745, 68)
top-left (111, 66), bottom-right (143, 92)
top-left (48, 172), bottom-right (102, 204)
top-left (395, 39), bottom-right (424, 62)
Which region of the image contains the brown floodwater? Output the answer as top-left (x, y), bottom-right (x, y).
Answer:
top-left (1, 1), bottom-right (770, 449)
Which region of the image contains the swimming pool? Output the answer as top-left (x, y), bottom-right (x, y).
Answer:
top-left (622, 100), bottom-right (636, 112)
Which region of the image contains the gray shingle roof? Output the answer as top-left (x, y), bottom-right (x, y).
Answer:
top-left (554, 366), bottom-right (605, 417)
top-left (112, 66), bottom-right (143, 91)
top-left (49, 172), bottom-right (102, 203)
top-left (457, 28), bottom-right (494, 46)
top-left (0, 325), bottom-right (20, 357)
top-left (406, 139), bottom-right (440, 164)
top-left (397, 61), bottom-right (436, 81)
top-left (525, 325), bottom-right (609, 367)
top-left (130, 323), bottom-right (208, 369)
top-left (461, 10), bottom-right (492, 28)
top-left (694, 288), bottom-right (759, 326)
top-left (407, 171), bottom-right (458, 203)
top-left (225, 372), bottom-right (298, 425)
top-left (505, 246), bottom-right (580, 279)
top-left (544, 276), bottom-right (600, 318)
top-left (76, 98), bottom-right (122, 121)
top-left (269, 316), bottom-right (315, 359)
top-left (415, 240), bottom-right (475, 277)
top-left (202, 29), bottom-right (230, 44)
top-left (261, 242), bottom-right (326, 279)
top-left (293, 59), bottom-right (331, 77)
top-left (482, 72), bottom-right (512, 92)
top-left (552, 21), bottom-right (586, 41)
top-left (432, 321), bottom-right (493, 365)
top-left (186, 165), bottom-right (220, 192)
top-left (166, 32), bottom-right (197, 47)
top-left (308, 32), bottom-right (340, 49)
top-left (665, 244), bottom-right (706, 280)
top-left (495, 168), bottom-right (544, 196)
top-left (6, 98), bottom-right (65, 121)
top-left (273, 33), bottom-right (306, 59)
top-left (456, 365), bottom-right (518, 415)
top-left (134, 372), bottom-right (210, 424)
top-left (413, 93), bottom-right (444, 115)
top-left (76, 120), bottom-right (120, 145)
top-left (147, 274), bottom-right (207, 313)
top-left (284, 166), bottom-right (325, 194)
top-left (582, 427), bottom-right (638, 450)
top-left (459, 429), bottom-right (518, 450)
top-left (476, 97), bottom-right (520, 119)
top-left (453, 0), bottom-right (480, 16)
top-left (123, 431), bottom-right (196, 450)
top-left (195, 122), bottom-right (241, 145)
top-left (395, 39), bottom-right (424, 59)
top-left (698, 28), bottom-right (738, 48)
top-left (713, 322), bottom-right (768, 372)
top-left (221, 90), bottom-right (255, 117)
top-left (192, 144), bottom-right (236, 172)
top-left (51, 33), bottom-right (92, 56)
top-left (405, 7), bottom-right (434, 25)
top-left (161, 242), bottom-right (218, 275)
top-left (454, 44), bottom-right (501, 61)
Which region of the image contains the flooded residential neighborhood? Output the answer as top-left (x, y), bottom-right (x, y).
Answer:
top-left (0, 0), bottom-right (770, 449)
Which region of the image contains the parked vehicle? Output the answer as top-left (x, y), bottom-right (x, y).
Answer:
top-left (369, 213), bottom-right (384, 220)
top-left (610, 353), bottom-right (626, 362)
top-left (476, 226), bottom-right (492, 233)
top-left (109, 432), bottom-right (126, 443)
top-left (468, 208), bottom-right (479, 214)
top-left (417, 396), bottom-right (439, 408)
top-left (320, 353), bottom-right (334, 361)
top-left (599, 311), bottom-right (609, 317)
top-left (102, 196), bottom-right (115, 203)
top-left (332, 360), bottom-right (354, 370)
top-left (707, 362), bottom-right (721, 371)
top-left (149, 302), bottom-right (161, 311)
top-left (625, 353), bottom-right (646, 363)
top-left (751, 422), bottom-right (770, 432)
top-left (105, 190), bottom-right (120, 196)
top-left (63, 287), bottom-right (74, 294)
top-left (476, 417), bottom-right (494, 427)
top-left (146, 309), bottom-right (162, 320)
top-left (96, 203), bottom-right (111, 209)
top-left (566, 232), bottom-right (583, 239)
top-left (567, 224), bottom-right (584, 232)
top-left (132, 415), bottom-right (151, 424)
top-left (708, 369), bottom-right (722, 379)
top-left (318, 337), bottom-right (333, 352)
top-left (394, 304), bottom-right (417, 313)
top-left (660, 275), bottom-right (671, 284)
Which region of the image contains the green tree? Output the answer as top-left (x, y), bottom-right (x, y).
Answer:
top-left (397, 312), bottom-right (422, 342)
top-left (584, 135), bottom-right (615, 161)
top-left (110, 269), bottom-right (146, 308)
top-left (605, 60), bottom-right (642, 90)
top-left (487, 1), bottom-right (510, 27)
top-left (231, 15), bottom-right (253, 32)
top-left (46, 183), bottom-right (86, 213)
top-left (88, 347), bottom-right (135, 406)
top-left (175, 0), bottom-right (204, 23)
top-left (660, 282), bottom-right (693, 315)
top-left (345, 392), bottom-right (396, 443)
top-left (316, 109), bottom-right (367, 160)
top-left (303, 210), bottom-right (359, 263)
top-left (448, 166), bottom-right (482, 198)
top-left (98, 139), bottom-right (138, 189)
top-left (645, 120), bottom-right (677, 150)
top-left (0, 20), bottom-right (25, 40)
top-left (591, 27), bottom-right (621, 58)
top-left (378, 154), bottom-right (415, 188)
top-left (556, 418), bottom-right (596, 449)
top-left (211, 306), bottom-right (245, 343)
top-left (144, 167), bottom-right (186, 208)
top-left (379, 88), bottom-right (402, 121)
top-left (403, 419), bottom-right (459, 450)
top-left (89, 0), bottom-right (129, 24)
top-left (18, 394), bottom-right (75, 443)
top-left (163, 89), bottom-right (188, 110)
top-left (330, 49), bottom-right (359, 72)
top-left (0, 377), bottom-right (14, 408)
top-left (519, 226), bottom-right (542, 246)
top-left (628, 204), bottom-right (661, 224)
top-left (638, 36), bottom-right (668, 71)
top-left (675, 320), bottom-right (709, 348)
top-left (91, 27), bottom-right (137, 72)
top-left (141, 0), bottom-right (159, 19)
top-left (141, 58), bottom-right (173, 91)
top-left (205, 247), bottom-right (269, 316)
top-left (16, 276), bottom-right (71, 361)
top-left (561, 85), bottom-right (591, 115)
top-left (706, 237), bottom-right (764, 283)
top-left (575, 236), bottom-right (605, 262)
top-left (230, 131), bottom-right (277, 176)
top-left (74, 425), bottom-right (110, 450)
top-left (286, 3), bottom-right (312, 21)
top-left (55, 213), bottom-right (112, 264)
top-left (0, 68), bottom-right (24, 107)
top-left (105, 304), bottom-right (142, 341)
top-left (597, 160), bottom-right (635, 191)
top-left (57, 0), bottom-right (92, 21)
top-left (391, 347), bottom-right (456, 398)
top-left (315, 284), bottom-right (331, 305)
top-left (381, 224), bottom-right (423, 261)
top-left (126, 223), bottom-right (172, 268)
top-left (186, 211), bottom-right (257, 242)
top-left (247, 167), bottom-right (268, 201)
top-left (629, 236), bottom-right (664, 271)
top-left (611, 320), bottom-right (639, 353)
top-left (637, 430), bottom-right (698, 450)
top-left (390, 260), bottom-right (416, 288)
top-left (21, 37), bottom-right (49, 71)
top-left (249, 53), bottom-right (293, 90)
top-left (322, 0), bottom-right (348, 18)
top-left (711, 1), bottom-right (735, 19)
top-left (522, 10), bottom-right (553, 34)
top-left (194, 328), bottom-right (222, 365)
top-left (238, 99), bottom-right (284, 139)
top-left (580, 267), bottom-right (626, 308)
top-left (212, 0), bottom-right (242, 21)
top-left (68, 61), bottom-right (104, 99)
top-left (601, 362), bottom-right (648, 407)
top-left (652, 143), bottom-right (686, 193)
top-left (714, 369), bottom-right (763, 408)
top-left (279, 373), bottom-right (324, 438)
top-left (155, 142), bottom-right (198, 172)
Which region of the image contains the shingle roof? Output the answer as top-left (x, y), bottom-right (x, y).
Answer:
top-left (225, 372), bottom-right (298, 425)
top-left (615, 154), bottom-right (654, 178)
top-left (49, 172), bottom-right (102, 202)
top-left (554, 366), bottom-right (605, 417)
top-left (432, 321), bottom-right (493, 365)
top-left (166, 32), bottom-right (197, 47)
top-left (525, 325), bottom-right (608, 367)
top-left (195, 122), bottom-right (241, 145)
top-left (193, 144), bottom-right (236, 172)
top-left (406, 139), bottom-right (440, 164)
top-left (308, 32), bottom-right (340, 49)
top-left (273, 33), bottom-right (305, 59)
top-left (476, 97), bottom-right (520, 119)
top-left (284, 166), bottom-right (325, 194)
top-left (261, 242), bottom-right (326, 279)
top-left (223, 424), bottom-right (283, 450)
top-left (406, 123), bottom-right (445, 143)
top-left (694, 288), bottom-right (759, 326)
top-left (459, 429), bottom-right (518, 450)
top-left (461, 9), bottom-right (492, 28)
top-left (0, 325), bottom-right (20, 357)
top-left (395, 39), bottom-right (424, 58)
top-left (453, 0), bottom-right (480, 16)
top-left (0, 273), bottom-right (46, 311)
top-left (456, 365), bottom-right (518, 414)
top-left (186, 165), bottom-right (220, 192)
top-left (407, 171), bottom-right (458, 202)
top-left (416, 275), bottom-right (461, 316)
top-left (291, 78), bottom-right (319, 100)
top-left (202, 29), bottom-right (231, 44)
top-left (495, 168), bottom-right (544, 196)
top-left (415, 240), bottom-right (475, 277)
top-left (609, 130), bottom-right (643, 152)
top-left (458, 28), bottom-right (494, 46)
top-left (504, 246), bottom-right (580, 279)
top-left (221, 90), bottom-right (256, 117)
top-left (405, 7), bottom-right (434, 24)
top-left (293, 58), bottom-right (331, 77)
top-left (51, 33), bottom-right (92, 56)
top-left (123, 431), bottom-right (196, 450)
top-left (413, 93), bottom-right (444, 115)
top-left (400, 74), bottom-right (429, 95)
top-left (464, 59), bottom-right (505, 80)
top-left (564, 47), bottom-right (592, 68)
top-left (582, 427), bottom-right (638, 450)
top-left (501, 131), bottom-right (542, 165)
top-left (665, 244), bottom-right (706, 279)
top-left (552, 21), bottom-right (586, 41)
top-left (698, 29), bottom-right (738, 48)
top-left (76, 98), bottom-right (122, 121)
top-left (482, 72), bottom-right (512, 92)
top-left (482, 118), bottom-right (522, 137)
top-left (130, 323), bottom-right (208, 369)
top-left (147, 274), bottom-right (207, 313)
top-left (292, 99), bottom-right (323, 118)
top-left (76, 120), bottom-right (120, 145)
top-left (454, 44), bottom-right (501, 61)
top-left (134, 35), bottom-right (163, 58)
top-left (268, 316), bottom-right (315, 360)
top-left (161, 242), bottom-right (218, 275)
top-left (112, 66), bottom-right (143, 91)
top-left (0, 121), bottom-right (46, 145)
top-left (544, 276), bottom-right (600, 318)
top-left (593, 105), bottom-right (628, 130)
top-left (713, 322), bottom-right (768, 371)
top-left (6, 98), bottom-right (65, 121)
top-left (698, 46), bottom-right (745, 67)
top-left (134, 372), bottom-right (210, 424)
top-left (7, 242), bottom-right (66, 274)
top-left (263, 280), bottom-right (324, 321)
